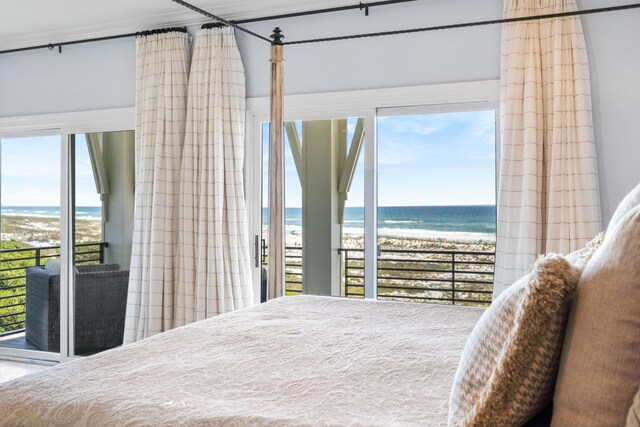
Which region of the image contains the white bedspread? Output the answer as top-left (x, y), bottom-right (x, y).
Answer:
top-left (0, 295), bottom-right (483, 426)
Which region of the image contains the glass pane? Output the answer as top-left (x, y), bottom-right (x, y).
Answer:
top-left (261, 118), bottom-right (365, 298)
top-left (0, 134), bottom-right (61, 354)
top-left (376, 110), bottom-right (496, 306)
top-left (72, 131), bottom-right (134, 356)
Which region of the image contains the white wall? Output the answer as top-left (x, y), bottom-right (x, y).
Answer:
top-left (0, 0), bottom-right (638, 224)
top-left (580, 0), bottom-right (640, 224)
top-left (236, 0), bottom-right (502, 97)
top-left (0, 37), bottom-right (135, 117)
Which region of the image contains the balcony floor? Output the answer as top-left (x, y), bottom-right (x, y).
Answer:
top-left (0, 331), bottom-right (39, 351)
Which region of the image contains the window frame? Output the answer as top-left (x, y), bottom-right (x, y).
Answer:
top-left (245, 80), bottom-right (500, 302)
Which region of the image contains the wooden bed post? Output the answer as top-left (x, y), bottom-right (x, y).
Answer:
top-left (268, 27), bottom-right (285, 299)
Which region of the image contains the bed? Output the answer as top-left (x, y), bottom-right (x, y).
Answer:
top-left (0, 295), bottom-right (484, 426)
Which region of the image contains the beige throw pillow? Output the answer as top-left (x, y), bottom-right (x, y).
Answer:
top-left (552, 205), bottom-right (640, 426)
top-left (627, 386), bottom-right (640, 427)
top-left (448, 253), bottom-right (581, 427)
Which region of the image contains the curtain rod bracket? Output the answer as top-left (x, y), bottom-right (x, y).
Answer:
top-left (359, 2), bottom-right (370, 16)
top-left (47, 43), bottom-right (62, 53)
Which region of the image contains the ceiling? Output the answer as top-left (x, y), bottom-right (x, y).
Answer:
top-left (0, 0), bottom-right (362, 51)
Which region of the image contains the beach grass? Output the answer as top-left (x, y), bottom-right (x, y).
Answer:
top-left (0, 215), bottom-right (103, 333)
top-left (0, 214), bottom-right (101, 247)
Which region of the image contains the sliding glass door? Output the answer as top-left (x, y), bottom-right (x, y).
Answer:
top-left (0, 133), bottom-right (62, 360)
top-left (0, 125), bottom-right (135, 361)
top-left (260, 117), bottom-right (366, 299)
top-left (376, 108), bottom-right (497, 305)
top-left (70, 131), bottom-right (134, 356)
top-left (255, 102), bottom-right (497, 306)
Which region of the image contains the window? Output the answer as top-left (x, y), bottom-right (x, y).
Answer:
top-left (373, 108), bottom-right (496, 305)
top-left (0, 108), bottom-right (134, 361)
top-left (249, 82), bottom-right (500, 305)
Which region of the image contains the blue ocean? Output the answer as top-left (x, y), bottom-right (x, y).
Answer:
top-left (1, 206), bottom-right (102, 219)
top-left (4, 205), bottom-right (497, 239)
top-left (263, 205), bottom-right (496, 240)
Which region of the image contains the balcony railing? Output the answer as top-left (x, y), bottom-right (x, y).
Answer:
top-left (0, 242), bottom-right (107, 336)
top-left (262, 241), bottom-right (494, 306)
top-left (341, 248), bottom-right (494, 305)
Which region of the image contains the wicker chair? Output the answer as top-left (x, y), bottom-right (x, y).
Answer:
top-left (25, 264), bottom-right (129, 354)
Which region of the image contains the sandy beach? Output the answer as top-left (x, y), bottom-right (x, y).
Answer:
top-left (275, 227), bottom-right (496, 254)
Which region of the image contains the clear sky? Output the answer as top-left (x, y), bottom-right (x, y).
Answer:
top-left (6, 110), bottom-right (496, 210)
top-left (0, 133), bottom-right (100, 207)
top-left (376, 110), bottom-right (496, 206)
top-left (263, 109), bottom-right (496, 208)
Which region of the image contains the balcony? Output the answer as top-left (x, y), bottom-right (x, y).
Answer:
top-left (0, 242), bottom-right (106, 349)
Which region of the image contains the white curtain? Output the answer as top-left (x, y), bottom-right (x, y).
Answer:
top-left (493, 0), bottom-right (601, 297)
top-left (124, 30), bottom-right (191, 343)
top-left (174, 27), bottom-right (253, 326)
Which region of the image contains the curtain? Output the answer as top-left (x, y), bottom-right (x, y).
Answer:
top-left (124, 30), bottom-right (191, 343)
top-left (174, 27), bottom-right (253, 326)
top-left (493, 0), bottom-right (601, 297)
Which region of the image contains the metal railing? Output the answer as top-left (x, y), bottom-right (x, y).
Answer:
top-left (261, 239), bottom-right (303, 295)
top-left (0, 242), bottom-right (107, 336)
top-left (262, 241), bottom-right (494, 306)
top-left (341, 248), bottom-right (494, 306)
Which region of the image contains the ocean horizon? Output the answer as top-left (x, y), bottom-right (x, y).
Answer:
top-left (2, 205), bottom-right (497, 242)
top-left (263, 205), bottom-right (497, 241)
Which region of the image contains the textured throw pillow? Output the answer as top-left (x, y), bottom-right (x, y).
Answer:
top-left (627, 386), bottom-right (640, 427)
top-left (448, 253), bottom-right (582, 427)
top-left (565, 231), bottom-right (605, 268)
top-left (608, 181), bottom-right (640, 231)
top-left (552, 205), bottom-right (640, 426)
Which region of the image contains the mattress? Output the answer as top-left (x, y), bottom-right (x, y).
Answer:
top-left (0, 295), bottom-right (484, 426)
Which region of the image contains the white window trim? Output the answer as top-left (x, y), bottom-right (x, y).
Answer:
top-left (245, 79), bottom-right (500, 302)
top-left (0, 108), bottom-right (134, 135)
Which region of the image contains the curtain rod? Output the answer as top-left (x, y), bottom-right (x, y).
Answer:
top-left (1, 2), bottom-right (639, 55)
top-left (169, 0), bottom-right (271, 43)
top-left (284, 2), bottom-right (640, 46)
top-left (0, 27), bottom-right (188, 55)
top-left (0, 0), bottom-right (415, 55)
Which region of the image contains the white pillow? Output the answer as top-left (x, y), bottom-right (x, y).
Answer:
top-left (44, 259), bottom-right (61, 274)
top-left (608, 181), bottom-right (640, 232)
top-left (626, 385), bottom-right (640, 427)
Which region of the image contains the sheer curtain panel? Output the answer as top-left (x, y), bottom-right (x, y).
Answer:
top-left (174, 27), bottom-right (253, 325)
top-left (493, 0), bottom-right (601, 297)
top-left (124, 30), bottom-right (190, 343)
